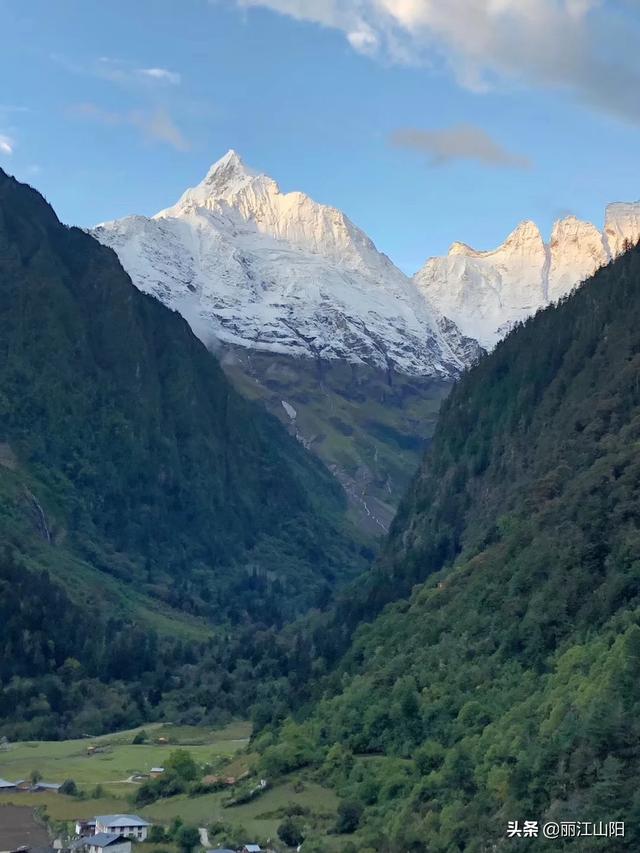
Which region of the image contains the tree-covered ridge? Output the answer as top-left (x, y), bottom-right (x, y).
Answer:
top-left (256, 245), bottom-right (640, 850)
top-left (0, 168), bottom-right (364, 615)
top-left (0, 169), bottom-right (366, 736)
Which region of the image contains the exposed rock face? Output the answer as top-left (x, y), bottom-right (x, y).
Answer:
top-left (219, 345), bottom-right (450, 534)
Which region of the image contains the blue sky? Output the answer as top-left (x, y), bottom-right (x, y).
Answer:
top-left (2, 0), bottom-right (640, 272)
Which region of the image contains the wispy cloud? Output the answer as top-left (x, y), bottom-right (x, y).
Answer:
top-left (132, 107), bottom-right (189, 149)
top-left (233, 0), bottom-right (640, 124)
top-left (0, 134), bottom-right (15, 155)
top-left (52, 54), bottom-right (182, 87)
top-left (70, 102), bottom-right (121, 125)
top-left (390, 124), bottom-right (531, 170)
top-left (96, 58), bottom-right (182, 86)
top-left (138, 67), bottom-right (181, 85)
top-left (69, 103), bottom-right (189, 151)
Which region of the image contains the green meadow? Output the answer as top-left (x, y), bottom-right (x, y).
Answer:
top-left (140, 778), bottom-right (338, 837)
top-left (0, 722), bottom-right (343, 849)
top-left (0, 723), bottom-right (251, 789)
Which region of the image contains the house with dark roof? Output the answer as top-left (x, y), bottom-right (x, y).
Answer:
top-left (86, 834), bottom-right (131, 853)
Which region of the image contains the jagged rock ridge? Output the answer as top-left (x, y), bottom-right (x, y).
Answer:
top-left (415, 204), bottom-right (640, 348)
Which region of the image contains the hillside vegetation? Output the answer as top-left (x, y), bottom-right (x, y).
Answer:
top-left (254, 244), bottom-right (640, 850)
top-left (0, 169), bottom-right (365, 739)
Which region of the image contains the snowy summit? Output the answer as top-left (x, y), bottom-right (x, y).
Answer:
top-left (94, 150), bottom-right (640, 365)
top-left (415, 205), bottom-right (640, 348)
top-left (93, 151), bottom-right (480, 379)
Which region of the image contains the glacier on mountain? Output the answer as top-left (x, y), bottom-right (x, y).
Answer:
top-left (93, 150), bottom-right (479, 379)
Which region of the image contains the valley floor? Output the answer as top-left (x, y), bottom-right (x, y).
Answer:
top-left (0, 723), bottom-right (344, 851)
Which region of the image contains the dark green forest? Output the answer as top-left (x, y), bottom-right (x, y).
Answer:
top-left (0, 169), bottom-right (366, 738)
top-left (248, 243), bottom-right (640, 850)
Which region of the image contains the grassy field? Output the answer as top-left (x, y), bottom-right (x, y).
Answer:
top-left (0, 791), bottom-right (127, 821)
top-left (0, 723), bottom-right (251, 788)
top-left (0, 725), bottom-right (345, 849)
top-left (0, 779), bottom-right (341, 849)
top-left (141, 778), bottom-right (339, 840)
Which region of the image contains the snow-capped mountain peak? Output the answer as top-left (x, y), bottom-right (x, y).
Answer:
top-left (416, 203), bottom-right (640, 348)
top-left (156, 149), bottom-right (262, 216)
top-left (207, 147), bottom-right (251, 176)
top-left (155, 151), bottom-right (394, 276)
top-left (92, 152), bottom-right (480, 379)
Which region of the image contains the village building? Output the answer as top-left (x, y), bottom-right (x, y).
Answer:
top-left (82, 834), bottom-right (131, 853)
top-left (88, 834), bottom-right (131, 853)
top-left (74, 821), bottom-right (96, 838)
top-left (242, 845), bottom-right (262, 853)
top-left (148, 768), bottom-right (164, 779)
top-left (93, 817), bottom-right (150, 842)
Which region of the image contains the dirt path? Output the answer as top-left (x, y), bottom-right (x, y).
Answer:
top-left (103, 775), bottom-right (139, 784)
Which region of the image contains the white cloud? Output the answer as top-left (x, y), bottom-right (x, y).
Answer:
top-left (138, 67), bottom-right (181, 84)
top-left (0, 134), bottom-right (15, 155)
top-left (390, 124), bottom-right (531, 169)
top-left (234, 0), bottom-right (640, 123)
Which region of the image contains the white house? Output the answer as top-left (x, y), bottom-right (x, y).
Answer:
top-left (75, 820), bottom-right (96, 837)
top-left (88, 834), bottom-right (131, 853)
top-left (94, 816), bottom-right (151, 841)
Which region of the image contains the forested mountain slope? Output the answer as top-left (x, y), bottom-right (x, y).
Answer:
top-left (0, 169), bottom-right (364, 738)
top-left (258, 244), bottom-right (640, 851)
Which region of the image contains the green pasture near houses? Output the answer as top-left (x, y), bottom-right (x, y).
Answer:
top-left (0, 723), bottom-right (251, 789)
